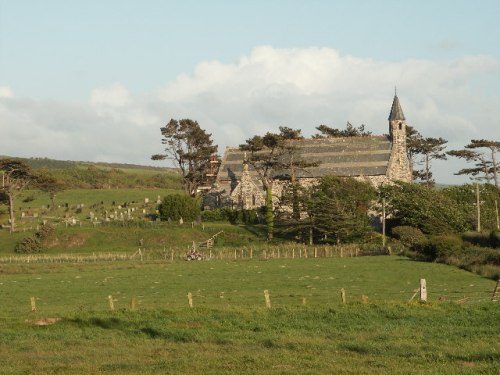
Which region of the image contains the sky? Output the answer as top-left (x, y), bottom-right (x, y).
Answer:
top-left (1, 0), bottom-right (499, 184)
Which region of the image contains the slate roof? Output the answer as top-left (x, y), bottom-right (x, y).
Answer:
top-left (217, 136), bottom-right (392, 184)
top-left (388, 95), bottom-right (405, 121)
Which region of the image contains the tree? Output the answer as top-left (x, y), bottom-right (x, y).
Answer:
top-left (277, 176), bottom-right (376, 244)
top-left (0, 159), bottom-right (38, 233)
top-left (239, 126), bottom-right (304, 240)
top-left (34, 170), bottom-right (65, 210)
top-left (158, 194), bottom-right (200, 222)
top-left (448, 140), bottom-right (500, 188)
top-left (410, 136), bottom-right (448, 187)
top-left (152, 119), bottom-right (217, 197)
top-left (380, 182), bottom-right (469, 234)
top-left (313, 122), bottom-right (372, 138)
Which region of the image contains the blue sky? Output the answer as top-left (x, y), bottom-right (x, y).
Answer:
top-left (1, 0), bottom-right (499, 183)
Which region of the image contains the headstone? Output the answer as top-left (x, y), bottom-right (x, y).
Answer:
top-left (179, 217), bottom-right (184, 225)
top-left (144, 198), bottom-right (149, 204)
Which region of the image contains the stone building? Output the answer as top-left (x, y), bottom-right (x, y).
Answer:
top-left (211, 94), bottom-right (412, 209)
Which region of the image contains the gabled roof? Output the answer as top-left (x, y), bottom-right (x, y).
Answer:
top-left (388, 95), bottom-right (405, 121)
top-left (217, 136), bottom-right (392, 184)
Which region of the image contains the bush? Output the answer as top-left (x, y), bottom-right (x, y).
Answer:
top-left (201, 208), bottom-right (263, 225)
top-left (15, 236), bottom-right (42, 253)
top-left (490, 230), bottom-right (500, 248)
top-left (158, 194), bottom-right (200, 222)
top-left (391, 226), bottom-right (426, 248)
top-left (14, 223), bottom-right (57, 254)
top-left (413, 234), bottom-right (463, 261)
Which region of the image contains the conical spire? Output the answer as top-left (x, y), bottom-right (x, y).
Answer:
top-left (388, 94), bottom-right (405, 121)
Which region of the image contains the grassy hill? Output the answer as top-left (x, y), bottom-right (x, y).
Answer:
top-left (0, 156), bottom-right (182, 189)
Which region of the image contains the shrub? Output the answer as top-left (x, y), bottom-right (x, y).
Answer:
top-left (14, 223), bottom-right (56, 254)
top-left (201, 208), bottom-right (262, 225)
top-left (412, 234), bottom-right (463, 261)
top-left (391, 226), bottom-right (426, 248)
top-left (158, 194), bottom-right (200, 222)
top-left (15, 236), bottom-right (42, 253)
top-left (489, 230), bottom-right (500, 248)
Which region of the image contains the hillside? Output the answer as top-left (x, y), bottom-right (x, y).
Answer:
top-left (0, 156), bottom-right (182, 189)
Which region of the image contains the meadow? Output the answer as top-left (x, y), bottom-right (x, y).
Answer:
top-left (1, 256), bottom-right (498, 374)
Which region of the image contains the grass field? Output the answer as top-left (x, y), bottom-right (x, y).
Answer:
top-left (1, 256), bottom-right (498, 374)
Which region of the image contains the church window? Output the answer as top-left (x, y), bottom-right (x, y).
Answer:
top-left (398, 122), bottom-right (402, 130)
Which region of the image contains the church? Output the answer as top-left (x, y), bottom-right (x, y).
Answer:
top-left (210, 94), bottom-right (412, 209)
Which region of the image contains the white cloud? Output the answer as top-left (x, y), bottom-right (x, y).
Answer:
top-left (1, 46), bottom-right (499, 183)
top-left (0, 86), bottom-right (14, 98)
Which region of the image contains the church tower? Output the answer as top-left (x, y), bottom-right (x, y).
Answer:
top-left (386, 93), bottom-right (412, 182)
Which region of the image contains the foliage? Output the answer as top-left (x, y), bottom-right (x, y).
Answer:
top-left (158, 194), bottom-right (201, 222)
top-left (14, 223), bottom-right (56, 253)
top-left (381, 182), bottom-right (470, 235)
top-left (448, 139), bottom-right (500, 188)
top-left (412, 137), bottom-right (448, 186)
top-left (0, 159), bottom-right (38, 232)
top-left (391, 226), bottom-right (426, 248)
top-left (313, 122), bottom-right (372, 138)
top-left (152, 119), bottom-right (217, 197)
top-left (200, 208), bottom-right (262, 224)
top-left (441, 183), bottom-right (500, 231)
top-left (239, 126), bottom-right (306, 240)
top-left (277, 176), bottom-right (376, 244)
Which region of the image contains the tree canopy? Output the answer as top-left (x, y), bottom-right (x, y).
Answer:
top-left (448, 139), bottom-right (500, 188)
top-left (0, 159), bottom-right (38, 232)
top-left (152, 119), bottom-right (217, 197)
top-left (313, 122), bottom-right (372, 138)
top-left (277, 176), bottom-right (376, 244)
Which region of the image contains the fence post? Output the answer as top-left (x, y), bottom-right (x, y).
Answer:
top-left (264, 290), bottom-right (271, 308)
top-left (108, 295), bottom-right (115, 311)
top-left (30, 296), bottom-right (36, 312)
top-left (130, 296), bottom-right (137, 310)
top-left (340, 288), bottom-right (346, 304)
top-left (188, 292), bottom-right (193, 308)
top-left (491, 280), bottom-right (499, 302)
top-left (419, 279), bottom-right (427, 302)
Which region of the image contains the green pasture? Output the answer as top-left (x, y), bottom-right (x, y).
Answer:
top-left (0, 257), bottom-right (495, 314)
top-left (0, 222), bottom-right (263, 254)
top-left (0, 256), bottom-right (498, 374)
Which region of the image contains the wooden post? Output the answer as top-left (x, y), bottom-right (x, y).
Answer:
top-left (264, 290), bottom-right (271, 308)
top-left (130, 296), bottom-right (137, 310)
top-left (108, 295), bottom-right (115, 311)
top-left (234, 249), bottom-right (237, 260)
top-left (491, 280), bottom-right (499, 302)
top-left (171, 251), bottom-right (174, 261)
top-left (250, 248), bottom-right (253, 259)
top-left (314, 248), bottom-right (317, 258)
top-left (30, 296), bottom-right (36, 312)
top-left (340, 288), bottom-right (346, 304)
top-left (419, 279), bottom-right (427, 302)
top-left (188, 292), bottom-right (193, 308)
top-left (292, 248), bottom-right (295, 259)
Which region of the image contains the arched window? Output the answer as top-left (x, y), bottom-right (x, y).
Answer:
top-left (398, 122), bottom-right (403, 130)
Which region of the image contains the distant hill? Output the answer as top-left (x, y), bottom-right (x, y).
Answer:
top-left (0, 156), bottom-right (181, 190)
